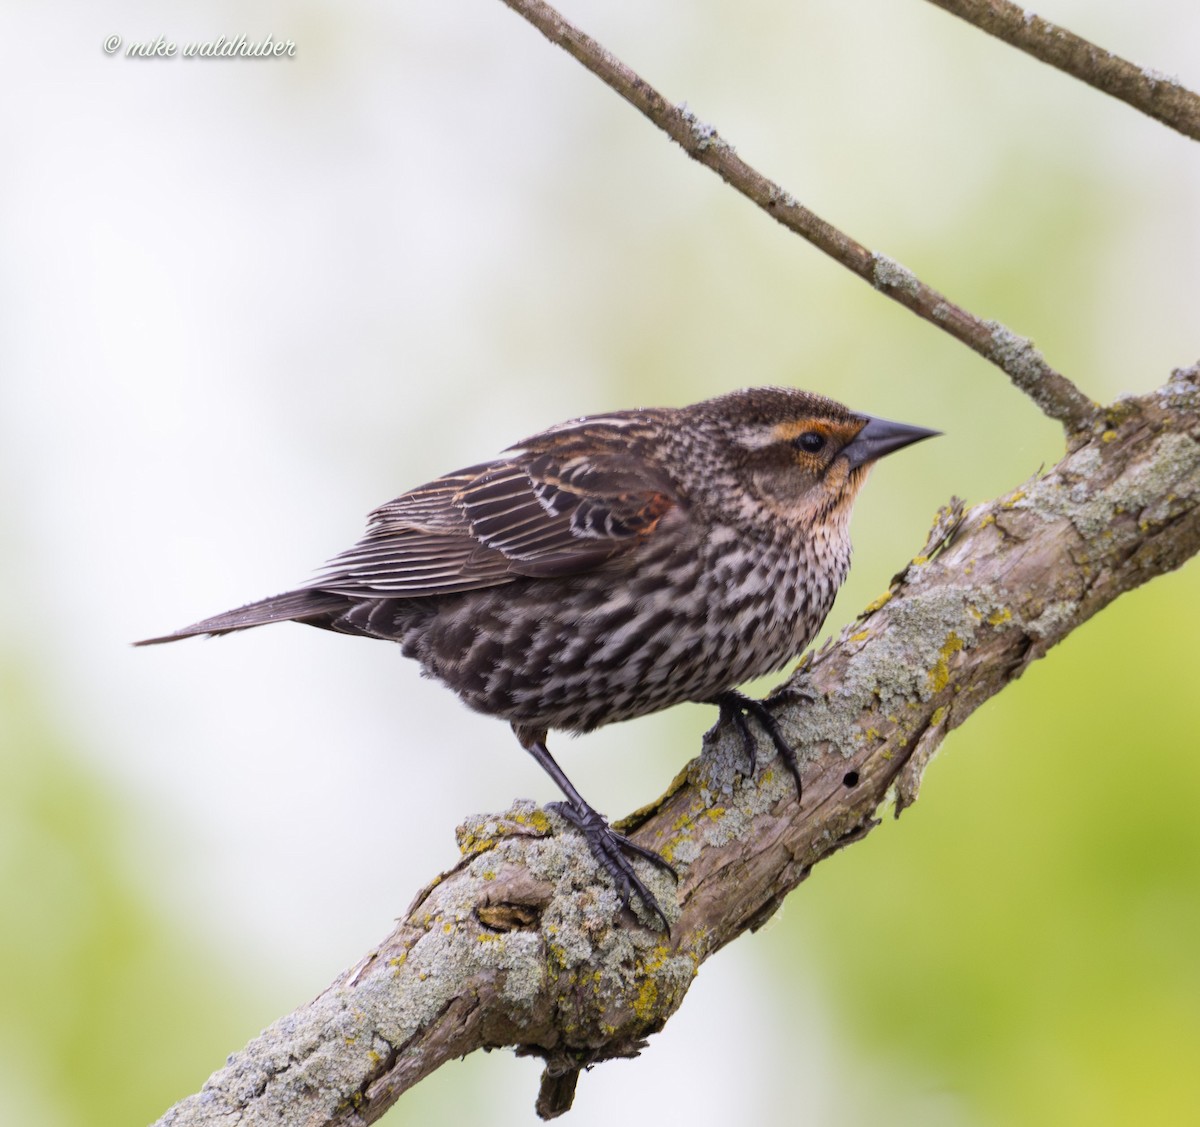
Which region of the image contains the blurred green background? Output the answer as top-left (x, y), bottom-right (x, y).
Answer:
top-left (2, 2), bottom-right (1198, 1125)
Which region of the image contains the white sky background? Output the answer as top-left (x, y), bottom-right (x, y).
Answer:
top-left (2, 2), bottom-right (1198, 1124)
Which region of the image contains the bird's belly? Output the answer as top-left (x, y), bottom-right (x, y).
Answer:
top-left (394, 540), bottom-right (837, 735)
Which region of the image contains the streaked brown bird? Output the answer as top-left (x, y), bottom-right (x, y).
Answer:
top-left (138, 387), bottom-right (937, 926)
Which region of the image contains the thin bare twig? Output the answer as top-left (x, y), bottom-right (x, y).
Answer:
top-left (498, 0), bottom-right (1097, 433)
top-left (925, 0), bottom-right (1200, 141)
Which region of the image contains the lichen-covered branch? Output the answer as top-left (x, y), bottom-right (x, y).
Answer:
top-left (925, 0), bottom-right (1200, 141)
top-left (497, 0), bottom-right (1097, 433)
top-left (153, 365), bottom-right (1200, 1126)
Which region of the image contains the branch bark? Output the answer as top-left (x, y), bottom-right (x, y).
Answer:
top-left (924, 0), bottom-right (1200, 141)
top-left (154, 364), bottom-right (1200, 1126)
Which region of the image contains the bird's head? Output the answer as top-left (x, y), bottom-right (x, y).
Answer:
top-left (682, 386), bottom-right (939, 527)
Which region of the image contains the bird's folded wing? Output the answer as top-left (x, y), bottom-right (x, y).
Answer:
top-left (314, 444), bottom-right (679, 597)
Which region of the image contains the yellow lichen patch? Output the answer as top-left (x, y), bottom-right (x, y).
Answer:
top-left (930, 706), bottom-right (947, 728)
top-left (987, 607), bottom-right (1012, 627)
top-left (705, 807), bottom-right (726, 822)
top-left (861, 589), bottom-right (894, 615)
top-left (547, 942), bottom-right (568, 970)
top-left (848, 629), bottom-right (870, 643)
top-left (671, 808), bottom-right (699, 834)
top-left (1001, 489), bottom-right (1026, 509)
top-left (511, 808), bottom-right (551, 833)
top-left (645, 944), bottom-right (672, 971)
top-left (389, 953), bottom-right (407, 968)
top-left (633, 978), bottom-right (659, 1022)
top-left (1102, 429), bottom-right (1118, 443)
top-left (928, 631), bottom-right (964, 693)
top-left (457, 832), bottom-right (496, 857)
top-left (980, 513), bottom-right (996, 528)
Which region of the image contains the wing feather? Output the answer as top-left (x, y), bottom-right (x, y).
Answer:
top-left (312, 424), bottom-right (680, 598)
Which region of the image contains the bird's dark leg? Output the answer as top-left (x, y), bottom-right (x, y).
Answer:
top-left (516, 729), bottom-right (676, 931)
top-left (710, 690), bottom-right (804, 798)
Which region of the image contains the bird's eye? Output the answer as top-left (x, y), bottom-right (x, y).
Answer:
top-left (793, 431), bottom-right (826, 454)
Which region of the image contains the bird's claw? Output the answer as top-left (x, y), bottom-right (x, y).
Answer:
top-left (711, 689), bottom-right (804, 798)
top-left (547, 801), bottom-right (676, 931)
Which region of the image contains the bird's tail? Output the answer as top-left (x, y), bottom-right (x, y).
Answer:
top-left (134, 588), bottom-right (349, 646)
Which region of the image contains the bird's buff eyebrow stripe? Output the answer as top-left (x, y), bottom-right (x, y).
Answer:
top-left (730, 423), bottom-right (787, 449)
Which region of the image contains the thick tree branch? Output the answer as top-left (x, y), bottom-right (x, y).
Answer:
top-left (925, 0), bottom-right (1200, 141)
top-left (154, 364), bottom-right (1200, 1125)
top-left (498, 0), bottom-right (1097, 434)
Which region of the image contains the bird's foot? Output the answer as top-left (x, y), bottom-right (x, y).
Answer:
top-left (547, 800), bottom-right (677, 931)
top-left (710, 689), bottom-right (804, 798)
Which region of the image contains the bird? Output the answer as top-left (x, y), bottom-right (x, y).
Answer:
top-left (137, 387), bottom-right (938, 927)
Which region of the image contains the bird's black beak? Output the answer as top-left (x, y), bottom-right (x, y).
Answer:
top-left (842, 415), bottom-right (941, 470)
